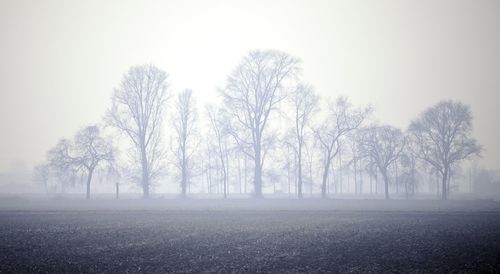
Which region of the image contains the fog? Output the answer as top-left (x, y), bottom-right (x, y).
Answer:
top-left (1, 0), bottom-right (500, 173)
top-left (1, 1), bottom-right (500, 272)
top-left (0, 0), bottom-right (499, 200)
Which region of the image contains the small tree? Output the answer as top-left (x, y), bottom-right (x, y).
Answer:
top-left (73, 126), bottom-right (114, 200)
top-left (34, 163), bottom-right (50, 194)
top-left (398, 152), bottom-right (419, 199)
top-left (359, 125), bottom-right (406, 200)
top-left (47, 138), bottom-right (77, 193)
top-left (47, 126), bottom-right (114, 200)
top-left (315, 97), bottom-right (371, 199)
top-left (409, 100), bottom-right (481, 200)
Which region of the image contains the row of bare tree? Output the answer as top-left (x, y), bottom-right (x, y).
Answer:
top-left (35, 50), bottom-right (481, 200)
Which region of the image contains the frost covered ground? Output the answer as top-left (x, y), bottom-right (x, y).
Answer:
top-left (1, 199), bottom-right (499, 273)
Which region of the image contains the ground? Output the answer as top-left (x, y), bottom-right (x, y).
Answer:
top-left (0, 199), bottom-right (499, 273)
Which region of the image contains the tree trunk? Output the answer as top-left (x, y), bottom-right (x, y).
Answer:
top-left (208, 149), bottom-right (212, 194)
top-left (141, 145), bottom-right (150, 199)
top-left (222, 157), bottom-right (227, 199)
top-left (181, 170), bottom-right (187, 197)
top-left (382, 170), bottom-right (389, 200)
top-left (287, 162), bottom-right (291, 196)
top-left (225, 147), bottom-right (229, 198)
top-left (412, 167), bottom-right (417, 195)
top-left (244, 154), bottom-right (247, 194)
top-left (321, 157), bottom-right (331, 199)
top-left (369, 172), bottom-right (373, 195)
top-left (353, 160), bottom-right (357, 194)
top-left (297, 144), bottom-right (303, 198)
top-left (347, 171), bottom-right (350, 193)
top-left (238, 156), bottom-right (242, 194)
top-left (360, 172), bottom-right (363, 194)
top-left (254, 144), bottom-right (263, 198)
top-left (435, 172), bottom-right (440, 198)
top-left (217, 162), bottom-right (221, 194)
top-left (442, 167), bottom-right (448, 200)
top-left (181, 148), bottom-right (187, 198)
top-left (331, 158), bottom-right (336, 194)
top-left (86, 169), bottom-right (93, 200)
top-left (294, 153), bottom-right (297, 195)
top-left (223, 169), bottom-right (227, 199)
top-left (339, 150), bottom-right (343, 194)
top-left (405, 180), bottom-right (409, 200)
top-left (395, 163), bottom-right (399, 194)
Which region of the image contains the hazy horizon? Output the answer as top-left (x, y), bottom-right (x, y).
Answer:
top-left (1, 0), bottom-right (499, 173)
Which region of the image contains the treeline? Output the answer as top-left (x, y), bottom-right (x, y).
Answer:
top-left (34, 50), bottom-right (481, 200)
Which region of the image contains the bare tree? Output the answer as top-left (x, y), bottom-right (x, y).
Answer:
top-left (46, 126), bottom-right (114, 199)
top-left (409, 100), bottom-right (481, 200)
top-left (358, 125), bottom-right (406, 200)
top-left (47, 138), bottom-right (77, 193)
top-left (203, 135), bottom-right (216, 194)
top-left (34, 163), bottom-right (50, 194)
top-left (222, 50), bottom-right (300, 198)
top-left (106, 64), bottom-right (169, 198)
top-left (290, 83), bottom-right (319, 198)
top-left (173, 89), bottom-right (197, 198)
top-left (72, 126), bottom-right (114, 200)
top-left (345, 132), bottom-right (363, 195)
top-left (398, 151), bottom-right (419, 199)
top-left (282, 134), bottom-right (296, 196)
top-left (206, 105), bottom-right (230, 198)
top-left (304, 141), bottom-right (316, 196)
top-left (315, 97), bottom-right (370, 199)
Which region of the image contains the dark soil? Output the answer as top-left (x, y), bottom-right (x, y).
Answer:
top-left (1, 210), bottom-right (499, 273)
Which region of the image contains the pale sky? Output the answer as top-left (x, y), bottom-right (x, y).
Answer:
top-left (0, 0), bottom-right (499, 172)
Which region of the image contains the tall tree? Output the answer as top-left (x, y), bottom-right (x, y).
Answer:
top-left (173, 89), bottom-right (197, 198)
top-left (290, 83), bottom-right (319, 198)
top-left (409, 100), bottom-right (481, 200)
top-left (315, 97), bottom-right (370, 199)
top-left (222, 50), bottom-right (300, 198)
top-left (106, 64), bottom-right (169, 198)
top-left (358, 125), bottom-right (406, 200)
